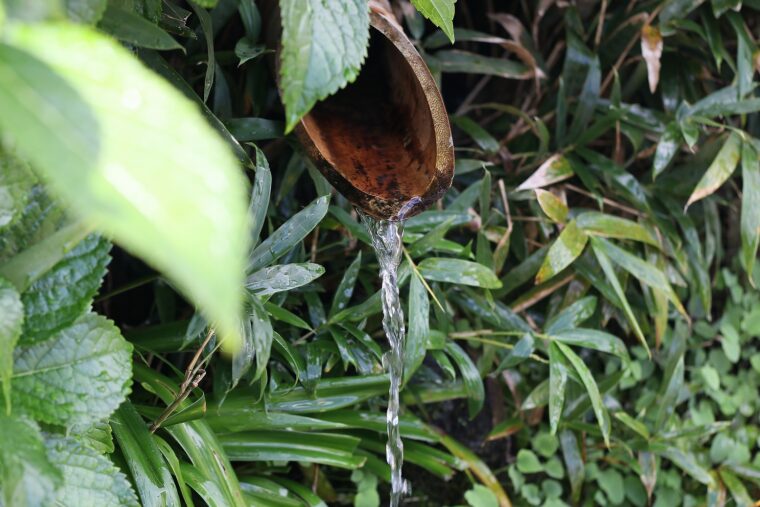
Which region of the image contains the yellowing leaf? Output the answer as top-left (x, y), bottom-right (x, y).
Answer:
top-left (641, 25), bottom-right (663, 94)
top-left (517, 154), bottom-right (573, 191)
top-left (536, 220), bottom-right (587, 284)
top-left (535, 189), bottom-right (568, 223)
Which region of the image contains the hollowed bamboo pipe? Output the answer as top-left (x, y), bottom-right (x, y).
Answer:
top-left (262, 0), bottom-right (454, 220)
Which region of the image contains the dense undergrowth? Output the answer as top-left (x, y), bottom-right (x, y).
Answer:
top-left (1, 0), bottom-right (760, 506)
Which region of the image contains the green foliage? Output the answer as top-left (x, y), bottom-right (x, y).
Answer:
top-left (1, 0), bottom-right (760, 505)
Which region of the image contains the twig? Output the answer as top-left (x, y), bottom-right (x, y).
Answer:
top-left (149, 327), bottom-right (215, 433)
top-left (565, 183), bottom-right (644, 217)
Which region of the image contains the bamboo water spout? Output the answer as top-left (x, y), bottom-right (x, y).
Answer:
top-left (263, 0), bottom-right (454, 220)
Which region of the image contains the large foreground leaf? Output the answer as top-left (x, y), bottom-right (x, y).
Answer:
top-left (279, 0), bottom-right (369, 132)
top-left (46, 435), bottom-right (139, 506)
top-left (0, 414), bottom-right (60, 506)
top-left (11, 313), bottom-right (132, 427)
top-left (0, 24), bottom-right (249, 350)
top-left (411, 0), bottom-right (456, 42)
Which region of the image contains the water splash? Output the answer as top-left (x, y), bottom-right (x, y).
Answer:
top-left (361, 212), bottom-right (409, 506)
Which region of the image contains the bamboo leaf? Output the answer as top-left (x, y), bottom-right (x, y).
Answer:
top-left (536, 220), bottom-right (588, 283)
top-left (686, 131), bottom-right (742, 208)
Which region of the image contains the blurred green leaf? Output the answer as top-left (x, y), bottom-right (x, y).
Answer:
top-left (548, 342), bottom-right (567, 435)
top-left (516, 154), bottom-right (574, 191)
top-left (686, 131), bottom-right (742, 208)
top-left (741, 139), bottom-right (760, 283)
top-left (0, 277), bottom-right (22, 413)
top-left (419, 257), bottom-right (501, 288)
top-left (98, 3), bottom-right (181, 50)
top-left (0, 24), bottom-right (250, 350)
top-left (535, 189), bottom-right (568, 223)
top-left (405, 273), bottom-right (429, 382)
top-left (445, 341), bottom-right (484, 418)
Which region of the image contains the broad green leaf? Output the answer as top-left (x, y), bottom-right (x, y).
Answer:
top-left (279, 0), bottom-right (369, 132)
top-left (464, 484), bottom-right (498, 507)
top-left (535, 189), bottom-right (568, 223)
top-left (248, 195), bottom-right (329, 273)
top-left (0, 24), bottom-right (249, 351)
top-left (576, 212), bottom-right (658, 246)
top-left (411, 0), bottom-right (455, 43)
top-left (46, 435), bottom-right (139, 506)
top-left (548, 342), bottom-right (567, 434)
top-left (405, 273), bottom-right (429, 382)
top-left (329, 252), bottom-right (362, 317)
top-left (0, 414), bottom-right (60, 506)
top-left (111, 402), bottom-right (181, 507)
top-left (741, 139), bottom-right (760, 283)
top-left (445, 341), bottom-right (484, 418)
top-left (71, 419), bottom-right (113, 454)
top-left (686, 131), bottom-right (742, 208)
top-left (516, 449), bottom-right (542, 474)
top-left (589, 238), bottom-right (648, 355)
top-left (418, 257), bottom-right (501, 288)
top-left (65, 0), bottom-right (106, 24)
top-left (98, 3), bottom-right (181, 50)
top-left (0, 149), bottom-right (36, 230)
top-left (536, 220), bottom-right (587, 283)
top-left (591, 237), bottom-right (686, 318)
top-left (245, 263), bottom-right (324, 296)
top-left (556, 341), bottom-right (610, 446)
top-left (11, 313), bottom-right (132, 427)
top-left (653, 122), bottom-right (681, 178)
top-left (0, 277), bottom-right (22, 413)
top-left (552, 329), bottom-right (629, 361)
top-left (21, 234), bottom-right (110, 343)
top-left (516, 154), bottom-right (574, 191)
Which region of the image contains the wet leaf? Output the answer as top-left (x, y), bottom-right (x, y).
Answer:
top-left (686, 131), bottom-right (742, 208)
top-left (560, 430), bottom-right (584, 504)
top-left (249, 146), bottom-right (271, 249)
top-left (556, 342), bottom-right (610, 446)
top-left (653, 122), bottom-right (682, 178)
top-left (659, 447), bottom-right (714, 486)
top-left (496, 333), bottom-right (534, 371)
top-left (445, 341), bottom-right (484, 418)
top-left (516, 154), bottom-right (574, 191)
top-left (279, 0), bottom-right (369, 132)
top-left (405, 274), bottom-right (429, 381)
top-left (329, 252), bottom-right (362, 317)
top-left (245, 263), bottom-right (324, 296)
top-left (548, 342), bottom-right (567, 434)
top-left (545, 296), bottom-right (596, 333)
top-left (552, 329), bottom-right (629, 361)
top-left (12, 313), bottom-right (132, 427)
top-left (536, 220), bottom-right (588, 283)
top-left (418, 258), bottom-right (502, 288)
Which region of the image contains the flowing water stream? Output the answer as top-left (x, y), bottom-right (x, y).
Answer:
top-left (361, 213), bottom-right (409, 507)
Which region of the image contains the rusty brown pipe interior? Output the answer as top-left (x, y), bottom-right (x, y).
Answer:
top-left (262, 1), bottom-right (454, 220)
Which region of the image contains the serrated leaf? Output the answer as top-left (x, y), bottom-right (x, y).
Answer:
top-left (21, 233), bottom-right (110, 343)
top-left (71, 419), bottom-right (114, 454)
top-left (46, 435), bottom-right (139, 506)
top-left (516, 154), bottom-right (573, 191)
top-left (418, 257), bottom-right (501, 288)
top-left (248, 195), bottom-right (329, 273)
top-left (686, 131), bottom-right (742, 208)
top-left (556, 341), bottom-right (610, 446)
top-left (279, 0), bottom-right (370, 132)
top-left (536, 220), bottom-right (588, 283)
top-left (11, 313), bottom-right (132, 427)
top-left (535, 189), bottom-right (568, 223)
top-left (0, 24), bottom-right (249, 351)
top-left (0, 185), bottom-right (65, 263)
top-left (0, 277), bottom-right (22, 413)
top-left (0, 149), bottom-right (36, 231)
top-left (0, 414), bottom-right (60, 506)
top-left (411, 0), bottom-right (456, 43)
top-left (741, 139), bottom-right (760, 283)
top-left (245, 263), bottom-right (324, 296)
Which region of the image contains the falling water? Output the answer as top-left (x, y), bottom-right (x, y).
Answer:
top-left (361, 211), bottom-right (411, 507)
